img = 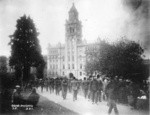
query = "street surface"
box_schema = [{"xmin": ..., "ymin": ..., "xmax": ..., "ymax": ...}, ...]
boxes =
[{"xmin": 37, "ymin": 88, "xmax": 149, "ymax": 115}]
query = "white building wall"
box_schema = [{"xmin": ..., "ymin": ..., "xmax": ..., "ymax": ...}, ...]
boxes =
[{"xmin": 47, "ymin": 4, "xmax": 96, "ymax": 79}]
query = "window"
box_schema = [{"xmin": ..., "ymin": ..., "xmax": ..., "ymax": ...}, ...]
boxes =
[
  {"xmin": 70, "ymin": 27, "xmax": 71, "ymax": 33},
  {"xmin": 80, "ymin": 72, "xmax": 82, "ymax": 76},
  {"xmin": 68, "ymin": 56, "xmax": 70, "ymax": 61},
  {"xmin": 63, "ymin": 72, "xmax": 64, "ymax": 75},
  {"xmin": 80, "ymin": 64, "xmax": 82, "ymax": 69},
  {"xmin": 68, "ymin": 64, "xmax": 70, "ymax": 69},
  {"xmin": 72, "ymin": 64, "xmax": 74, "ymax": 69},
  {"xmin": 63, "ymin": 65, "xmax": 65, "ymax": 69},
  {"xmin": 56, "ymin": 65, "xmax": 58, "ymax": 69},
  {"xmin": 70, "ymin": 27, "xmax": 74, "ymax": 33}
]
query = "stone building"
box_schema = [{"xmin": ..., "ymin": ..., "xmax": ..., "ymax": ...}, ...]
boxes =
[{"xmin": 47, "ymin": 3, "xmax": 98, "ymax": 79}]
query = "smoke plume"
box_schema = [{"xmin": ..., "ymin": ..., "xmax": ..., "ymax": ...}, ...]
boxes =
[{"xmin": 122, "ymin": 0, "xmax": 150, "ymax": 58}]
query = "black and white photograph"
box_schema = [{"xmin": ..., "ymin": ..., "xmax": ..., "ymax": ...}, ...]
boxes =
[{"xmin": 0, "ymin": 0, "xmax": 149, "ymax": 115}]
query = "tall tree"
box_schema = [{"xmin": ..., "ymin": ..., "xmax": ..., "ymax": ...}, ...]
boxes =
[
  {"xmin": 0, "ymin": 56, "xmax": 7, "ymax": 73},
  {"xmin": 113, "ymin": 39, "xmax": 144, "ymax": 81},
  {"xmin": 9, "ymin": 15, "xmax": 45, "ymax": 84},
  {"xmin": 85, "ymin": 38, "xmax": 146, "ymax": 83}
]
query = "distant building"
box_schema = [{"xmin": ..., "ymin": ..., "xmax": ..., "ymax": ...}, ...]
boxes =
[{"xmin": 47, "ymin": 3, "xmax": 99, "ymax": 79}]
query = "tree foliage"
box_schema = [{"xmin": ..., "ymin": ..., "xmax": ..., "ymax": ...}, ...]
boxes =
[
  {"xmin": 9, "ymin": 15, "xmax": 45, "ymax": 83},
  {"xmin": 85, "ymin": 38, "xmax": 146, "ymax": 83},
  {"xmin": 0, "ymin": 56, "xmax": 7, "ymax": 73},
  {"xmin": 85, "ymin": 44, "xmax": 101, "ymax": 75},
  {"xmin": 36, "ymin": 62, "xmax": 46, "ymax": 79}
]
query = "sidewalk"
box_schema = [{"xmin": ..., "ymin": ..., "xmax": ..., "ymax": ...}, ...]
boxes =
[{"xmin": 37, "ymin": 88, "xmax": 149, "ymax": 115}]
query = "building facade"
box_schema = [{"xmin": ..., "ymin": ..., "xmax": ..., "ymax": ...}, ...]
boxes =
[{"xmin": 47, "ymin": 4, "xmax": 98, "ymax": 79}]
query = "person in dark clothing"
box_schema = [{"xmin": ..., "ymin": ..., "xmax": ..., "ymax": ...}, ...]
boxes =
[
  {"xmin": 106, "ymin": 79, "xmax": 119, "ymax": 115},
  {"xmin": 82, "ymin": 77, "xmax": 89, "ymax": 99},
  {"xmin": 68, "ymin": 78, "xmax": 72, "ymax": 93},
  {"xmin": 71, "ymin": 77, "xmax": 79, "ymax": 101},
  {"xmin": 128, "ymin": 82, "xmax": 140, "ymax": 109},
  {"xmin": 51, "ymin": 78, "xmax": 55, "ymax": 93},
  {"xmin": 61, "ymin": 78, "xmax": 68, "ymax": 100},
  {"xmin": 55, "ymin": 78, "xmax": 61, "ymax": 95},
  {"xmin": 90, "ymin": 77, "xmax": 98, "ymax": 104},
  {"xmin": 96, "ymin": 77, "xmax": 103, "ymax": 103},
  {"xmin": 87, "ymin": 77, "xmax": 92, "ymax": 101}
]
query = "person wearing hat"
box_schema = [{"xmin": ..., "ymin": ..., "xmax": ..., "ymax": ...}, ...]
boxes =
[{"xmin": 12, "ymin": 85, "xmax": 23, "ymax": 104}]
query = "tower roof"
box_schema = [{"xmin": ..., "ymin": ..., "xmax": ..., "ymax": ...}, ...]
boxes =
[
  {"xmin": 69, "ymin": 3, "xmax": 78, "ymax": 14},
  {"xmin": 68, "ymin": 3, "xmax": 78, "ymax": 21}
]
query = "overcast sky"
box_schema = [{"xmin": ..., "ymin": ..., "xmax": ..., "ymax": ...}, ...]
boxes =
[{"xmin": 0, "ymin": 0, "xmax": 149, "ymax": 58}]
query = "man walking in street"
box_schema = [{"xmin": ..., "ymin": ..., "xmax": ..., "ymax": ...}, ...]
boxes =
[
  {"xmin": 87, "ymin": 77, "xmax": 92, "ymax": 101},
  {"xmin": 68, "ymin": 78, "xmax": 72, "ymax": 93},
  {"xmin": 96, "ymin": 75, "xmax": 103, "ymax": 103},
  {"xmin": 71, "ymin": 77, "xmax": 79, "ymax": 101},
  {"xmin": 82, "ymin": 77, "xmax": 89, "ymax": 99},
  {"xmin": 90, "ymin": 76, "xmax": 98, "ymax": 104},
  {"xmin": 106, "ymin": 78, "xmax": 119, "ymax": 115},
  {"xmin": 55, "ymin": 77, "xmax": 61, "ymax": 95},
  {"xmin": 61, "ymin": 77, "xmax": 68, "ymax": 100}
]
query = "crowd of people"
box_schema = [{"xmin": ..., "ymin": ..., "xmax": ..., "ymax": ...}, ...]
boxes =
[
  {"xmin": 11, "ymin": 74, "xmax": 148, "ymax": 115},
  {"xmin": 24, "ymin": 74, "xmax": 147, "ymax": 115}
]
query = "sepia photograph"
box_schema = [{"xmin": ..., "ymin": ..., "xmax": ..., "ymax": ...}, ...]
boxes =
[{"xmin": 0, "ymin": 0, "xmax": 149, "ymax": 115}]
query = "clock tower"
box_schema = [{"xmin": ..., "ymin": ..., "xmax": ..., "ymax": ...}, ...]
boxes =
[
  {"xmin": 65, "ymin": 3, "xmax": 82, "ymax": 78},
  {"xmin": 65, "ymin": 3, "xmax": 82, "ymax": 42}
]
